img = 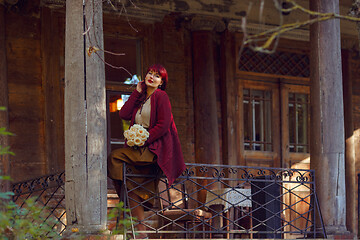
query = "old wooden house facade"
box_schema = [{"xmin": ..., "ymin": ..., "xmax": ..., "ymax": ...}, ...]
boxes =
[{"xmin": 1, "ymin": 0, "xmax": 360, "ymax": 238}]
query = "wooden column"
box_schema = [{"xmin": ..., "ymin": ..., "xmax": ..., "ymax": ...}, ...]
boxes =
[
  {"xmin": 0, "ymin": 1, "xmax": 10, "ymax": 192},
  {"xmin": 41, "ymin": 7, "xmax": 64, "ymax": 174},
  {"xmin": 65, "ymin": 0, "xmax": 107, "ymax": 233},
  {"xmin": 192, "ymin": 17, "xmax": 225, "ymax": 238},
  {"xmin": 342, "ymin": 50, "xmax": 357, "ymax": 236},
  {"xmin": 193, "ymin": 30, "xmax": 220, "ymax": 166},
  {"xmin": 310, "ymin": 0, "xmax": 347, "ymax": 235},
  {"xmin": 220, "ymin": 30, "xmax": 238, "ymax": 167}
]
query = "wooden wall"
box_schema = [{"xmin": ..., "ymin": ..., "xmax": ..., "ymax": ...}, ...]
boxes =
[
  {"xmin": 0, "ymin": 3, "xmax": 10, "ymax": 191},
  {"xmin": 4, "ymin": 1, "xmax": 360, "ymax": 185},
  {"xmin": 5, "ymin": 3, "xmax": 66, "ymax": 182},
  {"xmin": 156, "ymin": 14, "xmax": 195, "ymax": 164},
  {"xmin": 102, "ymin": 13, "xmax": 195, "ymax": 164},
  {"xmin": 41, "ymin": 8, "xmax": 65, "ymax": 176},
  {"xmin": 6, "ymin": 2, "xmax": 47, "ymax": 181},
  {"xmin": 4, "ymin": 4, "xmax": 197, "ymax": 182}
]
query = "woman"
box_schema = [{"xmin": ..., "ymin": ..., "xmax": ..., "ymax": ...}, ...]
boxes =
[{"xmin": 108, "ymin": 64, "xmax": 186, "ymax": 238}]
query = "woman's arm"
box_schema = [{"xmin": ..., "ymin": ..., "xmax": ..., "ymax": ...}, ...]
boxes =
[
  {"xmin": 119, "ymin": 90, "xmax": 142, "ymax": 120},
  {"xmin": 146, "ymin": 92, "xmax": 172, "ymax": 144}
]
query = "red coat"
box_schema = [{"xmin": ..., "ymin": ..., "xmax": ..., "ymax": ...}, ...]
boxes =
[{"xmin": 119, "ymin": 89, "xmax": 186, "ymax": 185}]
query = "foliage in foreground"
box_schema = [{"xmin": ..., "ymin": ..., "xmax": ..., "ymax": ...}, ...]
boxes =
[
  {"xmin": 0, "ymin": 177, "xmax": 60, "ymax": 240},
  {"xmin": 0, "ymin": 106, "xmax": 133, "ymax": 239},
  {"xmin": 0, "ymin": 107, "xmax": 58, "ymax": 239},
  {"xmin": 107, "ymin": 201, "xmax": 135, "ymax": 238}
]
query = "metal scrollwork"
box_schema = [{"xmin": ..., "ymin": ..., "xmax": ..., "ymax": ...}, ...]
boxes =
[
  {"xmin": 275, "ymin": 170, "xmax": 294, "ymax": 180},
  {"xmin": 213, "ymin": 169, "xmax": 225, "ymax": 179},
  {"xmin": 228, "ymin": 167, "xmax": 238, "ymax": 175},
  {"xmin": 121, "ymin": 162, "xmax": 321, "ymax": 238},
  {"xmin": 241, "ymin": 170, "xmax": 254, "ymax": 180},
  {"xmin": 257, "ymin": 169, "xmax": 267, "ymax": 177},
  {"xmin": 199, "ymin": 166, "xmax": 208, "ymax": 173},
  {"xmin": 182, "ymin": 167, "xmax": 195, "ymax": 177},
  {"xmin": 296, "ymin": 173, "xmax": 309, "ymax": 183},
  {"xmin": 11, "ymin": 171, "xmax": 66, "ymax": 235},
  {"xmin": 212, "ymin": 168, "xmax": 220, "ymax": 178}
]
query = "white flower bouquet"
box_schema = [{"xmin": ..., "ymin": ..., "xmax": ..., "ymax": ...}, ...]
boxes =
[{"xmin": 124, "ymin": 124, "xmax": 149, "ymax": 147}]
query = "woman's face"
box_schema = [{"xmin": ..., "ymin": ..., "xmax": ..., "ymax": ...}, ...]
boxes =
[{"xmin": 145, "ymin": 70, "xmax": 163, "ymax": 89}]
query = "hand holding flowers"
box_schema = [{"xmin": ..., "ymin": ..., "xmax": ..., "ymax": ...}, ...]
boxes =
[{"xmin": 124, "ymin": 124, "xmax": 149, "ymax": 147}]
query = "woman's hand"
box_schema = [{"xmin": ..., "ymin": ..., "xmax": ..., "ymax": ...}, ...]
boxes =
[{"xmin": 136, "ymin": 81, "xmax": 143, "ymax": 93}]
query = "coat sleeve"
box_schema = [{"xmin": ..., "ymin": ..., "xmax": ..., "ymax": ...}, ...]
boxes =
[
  {"xmin": 146, "ymin": 92, "xmax": 172, "ymax": 145},
  {"xmin": 119, "ymin": 90, "xmax": 142, "ymax": 120}
]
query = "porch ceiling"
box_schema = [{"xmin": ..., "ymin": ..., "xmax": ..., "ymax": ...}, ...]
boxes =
[{"xmin": 41, "ymin": 0, "xmax": 357, "ymax": 40}]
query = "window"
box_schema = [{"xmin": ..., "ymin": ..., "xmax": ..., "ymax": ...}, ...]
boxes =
[
  {"xmin": 236, "ymin": 34, "xmax": 311, "ymax": 168},
  {"xmin": 105, "ymin": 37, "xmax": 141, "ymax": 83},
  {"xmin": 107, "ymin": 92, "xmax": 132, "ymax": 151},
  {"xmin": 288, "ymin": 93, "xmax": 309, "ymax": 153},
  {"xmin": 243, "ymin": 88, "xmax": 272, "ymax": 151},
  {"xmin": 105, "ymin": 37, "xmax": 142, "ymax": 152}
]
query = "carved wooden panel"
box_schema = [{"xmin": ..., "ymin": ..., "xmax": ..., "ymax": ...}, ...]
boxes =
[{"xmin": 238, "ymin": 48, "xmax": 310, "ymax": 78}]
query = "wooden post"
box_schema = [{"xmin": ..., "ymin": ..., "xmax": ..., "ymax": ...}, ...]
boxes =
[
  {"xmin": 191, "ymin": 16, "xmax": 225, "ymax": 238},
  {"xmin": 65, "ymin": 0, "xmax": 107, "ymax": 234},
  {"xmin": 220, "ymin": 30, "xmax": 239, "ymax": 167},
  {"xmin": 84, "ymin": 0, "xmax": 107, "ymax": 230},
  {"xmin": 0, "ymin": 0, "xmax": 10, "ymax": 192},
  {"xmin": 191, "ymin": 16, "xmax": 225, "ymax": 168},
  {"xmin": 193, "ymin": 30, "xmax": 220, "ymax": 166},
  {"xmin": 342, "ymin": 50, "xmax": 357, "ymax": 236},
  {"xmin": 310, "ymin": 0, "xmax": 347, "ymax": 235}
]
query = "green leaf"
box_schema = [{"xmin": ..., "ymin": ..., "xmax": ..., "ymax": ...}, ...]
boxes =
[
  {"xmin": 107, "ymin": 201, "xmax": 135, "ymax": 236},
  {"xmin": 0, "ymin": 175, "xmax": 12, "ymax": 180},
  {"xmin": 0, "ymin": 106, "xmax": 6, "ymax": 111},
  {"xmin": 0, "ymin": 128, "xmax": 14, "ymax": 136},
  {"xmin": 0, "ymin": 146, "xmax": 15, "ymax": 156},
  {"xmin": 0, "ymin": 192, "xmax": 14, "ymax": 200}
]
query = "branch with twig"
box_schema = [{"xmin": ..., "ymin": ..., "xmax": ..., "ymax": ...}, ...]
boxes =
[
  {"xmin": 82, "ymin": 0, "xmax": 139, "ymax": 87},
  {"xmin": 349, "ymin": 0, "xmax": 360, "ymax": 51},
  {"xmin": 242, "ymin": 0, "xmax": 360, "ymax": 53}
]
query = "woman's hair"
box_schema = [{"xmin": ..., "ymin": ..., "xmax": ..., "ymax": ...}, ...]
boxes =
[{"xmin": 146, "ymin": 64, "xmax": 168, "ymax": 90}]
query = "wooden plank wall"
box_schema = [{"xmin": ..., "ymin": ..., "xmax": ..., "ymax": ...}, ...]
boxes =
[
  {"xmin": 6, "ymin": 2, "xmax": 46, "ymax": 181},
  {"xmin": 0, "ymin": 2, "xmax": 10, "ymax": 191},
  {"xmin": 79, "ymin": 13, "xmax": 196, "ymax": 164},
  {"xmin": 153, "ymin": 14, "xmax": 195, "ymax": 164},
  {"xmin": 10, "ymin": 3, "xmax": 360, "ymax": 183},
  {"xmin": 41, "ymin": 7, "xmax": 65, "ymax": 174},
  {"xmin": 70, "ymin": 13, "xmax": 196, "ymax": 169},
  {"xmin": 4, "ymin": 5, "xmax": 197, "ymax": 181}
]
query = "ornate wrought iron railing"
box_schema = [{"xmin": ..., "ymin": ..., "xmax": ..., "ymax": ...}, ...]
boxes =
[
  {"xmin": 122, "ymin": 163, "xmax": 326, "ymax": 239},
  {"xmin": 9, "ymin": 163, "xmax": 326, "ymax": 239},
  {"xmin": 12, "ymin": 171, "xmax": 66, "ymax": 236}
]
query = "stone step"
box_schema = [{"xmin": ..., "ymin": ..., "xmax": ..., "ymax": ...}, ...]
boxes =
[{"xmin": 107, "ymin": 189, "xmax": 120, "ymax": 209}]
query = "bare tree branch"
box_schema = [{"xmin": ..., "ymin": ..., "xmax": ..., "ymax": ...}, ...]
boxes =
[{"xmin": 243, "ymin": 0, "xmax": 360, "ymax": 53}]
